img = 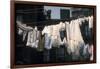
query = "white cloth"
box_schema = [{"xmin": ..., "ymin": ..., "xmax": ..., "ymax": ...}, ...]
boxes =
[
  {"xmin": 82, "ymin": 44, "xmax": 93, "ymax": 60},
  {"xmin": 31, "ymin": 40, "xmax": 39, "ymax": 48},
  {"xmin": 52, "ymin": 24, "xmax": 59, "ymax": 37},
  {"xmin": 89, "ymin": 16, "xmax": 93, "ymax": 29},
  {"xmin": 74, "ymin": 19, "xmax": 84, "ymax": 42},
  {"xmin": 51, "ymin": 24, "xmax": 61, "ymax": 47},
  {"xmin": 17, "ymin": 27, "xmax": 27, "ymax": 41},
  {"xmin": 26, "ymin": 27, "xmax": 39, "ymax": 48},
  {"xmin": 59, "ymin": 22, "xmax": 65, "ymax": 31},
  {"xmin": 59, "ymin": 37, "xmax": 67, "ymax": 46},
  {"xmin": 42, "ymin": 26, "xmax": 53, "ymax": 36},
  {"xmin": 44, "ymin": 33, "xmax": 52, "ymax": 49},
  {"xmin": 42, "ymin": 26, "xmax": 47, "ymax": 35},
  {"xmin": 17, "ymin": 21, "xmax": 33, "ymax": 42},
  {"xmin": 65, "ymin": 19, "xmax": 84, "ymax": 55},
  {"xmin": 26, "ymin": 31, "xmax": 33, "ymax": 46},
  {"xmin": 42, "ymin": 26, "xmax": 53, "ymax": 49},
  {"xmin": 18, "ymin": 28, "xmax": 23, "ymax": 35},
  {"xmin": 23, "ymin": 31, "xmax": 27, "ymax": 41},
  {"xmin": 88, "ymin": 44, "xmax": 93, "ymax": 61},
  {"xmin": 59, "ymin": 22, "xmax": 67, "ymax": 46}
]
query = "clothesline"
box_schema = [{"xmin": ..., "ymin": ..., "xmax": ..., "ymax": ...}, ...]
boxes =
[
  {"xmin": 16, "ymin": 15, "xmax": 93, "ymax": 25},
  {"xmin": 16, "ymin": 15, "xmax": 93, "ymax": 61}
]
